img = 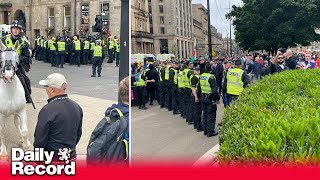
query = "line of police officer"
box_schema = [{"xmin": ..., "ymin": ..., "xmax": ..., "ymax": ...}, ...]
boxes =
[{"xmin": 135, "ymin": 58, "xmax": 250, "ymax": 137}]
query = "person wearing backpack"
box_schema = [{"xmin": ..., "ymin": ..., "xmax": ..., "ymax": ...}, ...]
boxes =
[{"xmin": 87, "ymin": 77, "xmax": 129, "ymax": 166}]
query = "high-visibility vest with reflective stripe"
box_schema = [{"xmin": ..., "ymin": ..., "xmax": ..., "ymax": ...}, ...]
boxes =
[
  {"xmin": 114, "ymin": 38, "xmax": 118, "ymax": 44},
  {"xmin": 48, "ymin": 40, "xmax": 56, "ymax": 51},
  {"xmin": 178, "ymin": 71, "xmax": 185, "ymax": 88},
  {"xmin": 84, "ymin": 40, "xmax": 90, "ymax": 50},
  {"xmin": 57, "ymin": 41, "xmax": 65, "ymax": 51},
  {"xmin": 93, "ymin": 45, "xmax": 103, "ymax": 57},
  {"xmin": 199, "ymin": 73, "xmax": 215, "ymax": 94},
  {"xmin": 90, "ymin": 42, "xmax": 95, "ymax": 50},
  {"xmin": 164, "ymin": 66, "xmax": 171, "ymax": 80},
  {"xmin": 109, "ymin": 40, "xmax": 115, "ymax": 49},
  {"xmin": 183, "ymin": 69, "xmax": 191, "ymax": 88},
  {"xmin": 36, "ymin": 38, "xmax": 40, "ymax": 46},
  {"xmin": 173, "ymin": 69, "xmax": 178, "ymax": 85},
  {"xmin": 226, "ymin": 68, "xmax": 244, "ymax": 96},
  {"xmin": 5, "ymin": 35, "xmax": 25, "ymax": 55},
  {"xmin": 190, "ymin": 74, "xmax": 200, "ymax": 90},
  {"xmin": 74, "ymin": 40, "xmax": 81, "ymax": 51},
  {"xmin": 40, "ymin": 39, "xmax": 44, "ymax": 47},
  {"xmin": 158, "ymin": 68, "xmax": 163, "ymax": 82},
  {"xmin": 116, "ymin": 43, "xmax": 120, "ymax": 52},
  {"xmin": 135, "ymin": 74, "xmax": 146, "ymax": 86}
]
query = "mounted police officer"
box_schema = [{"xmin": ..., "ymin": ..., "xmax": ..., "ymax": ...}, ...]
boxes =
[{"xmin": 1, "ymin": 20, "xmax": 32, "ymax": 103}]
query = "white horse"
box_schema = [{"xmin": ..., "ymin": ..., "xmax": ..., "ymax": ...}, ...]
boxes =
[{"xmin": 0, "ymin": 40, "xmax": 31, "ymax": 158}]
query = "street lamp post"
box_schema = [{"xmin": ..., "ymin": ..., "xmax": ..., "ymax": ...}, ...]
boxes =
[
  {"xmin": 119, "ymin": 0, "xmax": 129, "ymax": 83},
  {"xmin": 207, "ymin": 0, "xmax": 212, "ymax": 61},
  {"xmin": 74, "ymin": 0, "xmax": 77, "ymax": 35}
]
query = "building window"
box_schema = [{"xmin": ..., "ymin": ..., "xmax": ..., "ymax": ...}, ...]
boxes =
[
  {"xmin": 48, "ymin": 8, "xmax": 55, "ymax": 28},
  {"xmin": 64, "ymin": 6, "xmax": 71, "ymax": 29},
  {"xmin": 159, "ymin": 0, "xmax": 163, "ymax": 3},
  {"xmin": 139, "ymin": 19, "xmax": 143, "ymax": 31},
  {"xmin": 81, "ymin": 5, "xmax": 89, "ymax": 25},
  {"xmin": 150, "ymin": 26, "xmax": 153, "ymax": 34},
  {"xmin": 160, "ymin": 27, "xmax": 165, "ymax": 34},
  {"xmin": 160, "ymin": 16, "xmax": 164, "ymax": 25},
  {"xmin": 159, "ymin": 5, "xmax": 164, "ymax": 13},
  {"xmin": 160, "ymin": 39, "xmax": 168, "ymax": 54},
  {"xmin": 138, "ymin": 0, "xmax": 141, "ymax": 9}
]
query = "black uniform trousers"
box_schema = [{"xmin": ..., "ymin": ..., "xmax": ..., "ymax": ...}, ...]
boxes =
[
  {"xmin": 178, "ymin": 88, "xmax": 185, "ymax": 116},
  {"xmin": 82, "ymin": 50, "xmax": 89, "ymax": 65},
  {"xmin": 57, "ymin": 52, "xmax": 65, "ymax": 68},
  {"xmin": 49, "ymin": 51, "xmax": 56, "ymax": 66},
  {"xmin": 184, "ymin": 89, "xmax": 191, "ymax": 118},
  {"xmin": 116, "ymin": 52, "xmax": 120, "ymax": 66},
  {"xmin": 73, "ymin": 50, "xmax": 80, "ymax": 66},
  {"xmin": 89, "ymin": 50, "xmax": 93, "ymax": 64},
  {"xmin": 147, "ymin": 83, "xmax": 156, "ymax": 103},
  {"xmin": 217, "ymin": 79, "xmax": 223, "ymax": 95},
  {"xmin": 157, "ymin": 81, "xmax": 164, "ymax": 105},
  {"xmin": 189, "ymin": 94, "xmax": 202, "ymax": 130},
  {"xmin": 136, "ymin": 86, "xmax": 146, "ymax": 107},
  {"xmin": 92, "ymin": 57, "xmax": 103, "ymax": 76},
  {"xmin": 172, "ymin": 85, "xmax": 179, "ymax": 112},
  {"xmin": 165, "ymin": 81, "xmax": 172, "ymax": 110},
  {"xmin": 201, "ymin": 95, "xmax": 217, "ymax": 135},
  {"xmin": 108, "ymin": 49, "xmax": 114, "ymax": 63}
]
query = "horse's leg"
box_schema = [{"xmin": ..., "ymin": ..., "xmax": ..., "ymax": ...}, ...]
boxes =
[
  {"xmin": 17, "ymin": 108, "xmax": 31, "ymax": 150},
  {"xmin": 14, "ymin": 114, "xmax": 24, "ymax": 145},
  {"xmin": 0, "ymin": 115, "xmax": 8, "ymax": 156}
]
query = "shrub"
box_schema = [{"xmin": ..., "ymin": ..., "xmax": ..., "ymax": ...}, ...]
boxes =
[{"xmin": 218, "ymin": 69, "xmax": 320, "ymax": 166}]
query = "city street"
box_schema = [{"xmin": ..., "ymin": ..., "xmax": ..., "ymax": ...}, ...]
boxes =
[
  {"xmin": 131, "ymin": 102, "xmax": 224, "ymax": 165},
  {"xmin": 1, "ymin": 59, "xmax": 119, "ymax": 158}
]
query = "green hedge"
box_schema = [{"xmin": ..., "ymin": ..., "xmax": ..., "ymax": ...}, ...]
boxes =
[{"xmin": 218, "ymin": 69, "xmax": 320, "ymax": 165}]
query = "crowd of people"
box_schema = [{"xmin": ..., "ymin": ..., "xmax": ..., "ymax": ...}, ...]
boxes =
[
  {"xmin": 32, "ymin": 34, "xmax": 120, "ymax": 77},
  {"xmin": 132, "ymin": 48, "xmax": 320, "ymax": 137}
]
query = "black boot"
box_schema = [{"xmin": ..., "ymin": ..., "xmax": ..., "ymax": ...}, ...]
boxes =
[
  {"xmin": 91, "ymin": 75, "xmax": 96, "ymax": 77},
  {"xmin": 207, "ymin": 131, "xmax": 218, "ymax": 137}
]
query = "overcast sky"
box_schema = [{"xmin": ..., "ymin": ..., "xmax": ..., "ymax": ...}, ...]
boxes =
[{"xmin": 192, "ymin": 0, "xmax": 242, "ymax": 39}]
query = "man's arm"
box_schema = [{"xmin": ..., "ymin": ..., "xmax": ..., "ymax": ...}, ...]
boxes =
[
  {"xmin": 191, "ymin": 76, "xmax": 199, "ymax": 102},
  {"xmin": 76, "ymin": 107, "xmax": 83, "ymax": 144},
  {"xmin": 209, "ymin": 76, "xmax": 220, "ymax": 101},
  {"xmin": 242, "ymin": 72, "xmax": 250, "ymax": 88},
  {"xmin": 34, "ymin": 108, "xmax": 51, "ymax": 148}
]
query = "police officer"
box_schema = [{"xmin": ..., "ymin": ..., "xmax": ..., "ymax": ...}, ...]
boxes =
[
  {"xmin": 183, "ymin": 62, "xmax": 193, "ymax": 122},
  {"xmin": 113, "ymin": 36, "xmax": 118, "ymax": 64},
  {"xmin": 135, "ymin": 68, "xmax": 148, "ymax": 110},
  {"xmin": 1, "ymin": 20, "xmax": 32, "ymax": 103},
  {"xmin": 91, "ymin": 41, "xmax": 105, "ymax": 77},
  {"xmin": 189, "ymin": 66, "xmax": 202, "ymax": 131},
  {"xmin": 66, "ymin": 36, "xmax": 73, "ymax": 64},
  {"xmin": 170, "ymin": 61, "xmax": 180, "ymax": 114},
  {"xmin": 164, "ymin": 61, "xmax": 173, "ymax": 111},
  {"xmin": 48, "ymin": 37, "xmax": 57, "ymax": 67},
  {"xmin": 199, "ymin": 63, "xmax": 220, "ymax": 137},
  {"xmin": 73, "ymin": 36, "xmax": 81, "ymax": 67},
  {"xmin": 145, "ymin": 64, "xmax": 159, "ymax": 105},
  {"xmin": 177, "ymin": 63, "xmax": 186, "ymax": 117},
  {"xmin": 108, "ymin": 36, "xmax": 115, "ymax": 63},
  {"xmin": 82, "ymin": 37, "xmax": 90, "ymax": 65},
  {"xmin": 34, "ymin": 36, "xmax": 41, "ymax": 60},
  {"xmin": 56, "ymin": 37, "xmax": 67, "ymax": 68},
  {"xmin": 222, "ymin": 59, "xmax": 249, "ymax": 105},
  {"xmin": 40, "ymin": 36, "xmax": 46, "ymax": 62},
  {"xmin": 158, "ymin": 61, "xmax": 166, "ymax": 108},
  {"xmin": 115, "ymin": 40, "xmax": 120, "ymax": 67},
  {"xmin": 89, "ymin": 38, "xmax": 95, "ymax": 64}
]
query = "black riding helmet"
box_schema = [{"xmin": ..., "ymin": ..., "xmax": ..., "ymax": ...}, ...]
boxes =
[{"xmin": 11, "ymin": 20, "xmax": 23, "ymax": 30}]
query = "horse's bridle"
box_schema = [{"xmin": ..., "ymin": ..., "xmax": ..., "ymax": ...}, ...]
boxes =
[{"xmin": 0, "ymin": 60, "xmax": 17, "ymax": 83}]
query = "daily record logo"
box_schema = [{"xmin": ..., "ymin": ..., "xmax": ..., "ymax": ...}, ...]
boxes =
[{"xmin": 11, "ymin": 148, "xmax": 75, "ymax": 175}]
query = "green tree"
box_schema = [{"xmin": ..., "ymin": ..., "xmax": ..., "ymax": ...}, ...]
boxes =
[{"xmin": 229, "ymin": 0, "xmax": 320, "ymax": 52}]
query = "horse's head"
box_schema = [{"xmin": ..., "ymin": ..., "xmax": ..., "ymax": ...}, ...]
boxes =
[{"xmin": 0, "ymin": 40, "xmax": 19, "ymax": 83}]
